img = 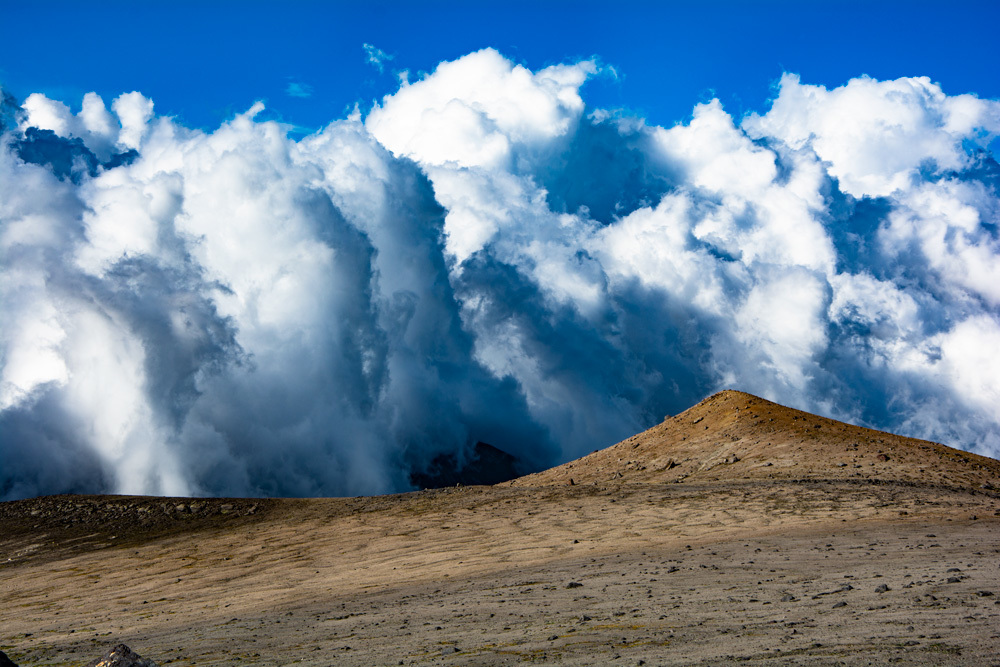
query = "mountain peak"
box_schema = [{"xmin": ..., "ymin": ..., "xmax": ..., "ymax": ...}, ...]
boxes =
[{"xmin": 513, "ymin": 390, "xmax": 1000, "ymax": 489}]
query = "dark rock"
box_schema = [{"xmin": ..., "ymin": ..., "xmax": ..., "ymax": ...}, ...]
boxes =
[
  {"xmin": 566, "ymin": 581, "xmax": 583, "ymax": 589},
  {"xmin": 410, "ymin": 442, "xmax": 521, "ymax": 489},
  {"xmin": 947, "ymin": 577, "xmax": 961, "ymax": 584},
  {"xmin": 875, "ymin": 584, "xmax": 890, "ymax": 593},
  {"xmin": 976, "ymin": 591, "xmax": 994, "ymax": 597},
  {"xmin": 85, "ymin": 644, "xmax": 158, "ymax": 667},
  {"xmin": 832, "ymin": 601, "xmax": 847, "ymax": 608},
  {"xmin": 0, "ymin": 650, "xmax": 19, "ymax": 667},
  {"xmin": 781, "ymin": 594, "xmax": 796, "ymax": 602}
]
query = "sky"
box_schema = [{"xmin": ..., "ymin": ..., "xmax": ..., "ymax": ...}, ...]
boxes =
[
  {"xmin": 2, "ymin": 1, "xmax": 1000, "ymax": 500},
  {"xmin": 3, "ymin": 1, "xmax": 999, "ymax": 133}
]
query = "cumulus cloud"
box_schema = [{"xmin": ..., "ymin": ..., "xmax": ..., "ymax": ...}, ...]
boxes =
[{"xmin": 2, "ymin": 50, "xmax": 1000, "ymax": 500}]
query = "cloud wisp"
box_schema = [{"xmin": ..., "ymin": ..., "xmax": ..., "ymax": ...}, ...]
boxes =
[
  {"xmin": 285, "ymin": 81, "xmax": 314, "ymax": 99},
  {"xmin": 363, "ymin": 43, "xmax": 394, "ymax": 73},
  {"xmin": 2, "ymin": 49, "xmax": 999, "ymax": 500}
]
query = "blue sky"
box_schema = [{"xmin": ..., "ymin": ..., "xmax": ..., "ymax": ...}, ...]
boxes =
[{"xmin": 3, "ymin": 0, "xmax": 999, "ymax": 133}]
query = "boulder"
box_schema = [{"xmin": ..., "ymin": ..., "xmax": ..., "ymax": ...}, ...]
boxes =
[{"xmin": 85, "ymin": 644, "xmax": 158, "ymax": 667}]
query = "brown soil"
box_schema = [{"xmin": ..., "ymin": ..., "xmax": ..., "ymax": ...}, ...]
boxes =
[{"xmin": 2, "ymin": 391, "xmax": 999, "ymax": 666}]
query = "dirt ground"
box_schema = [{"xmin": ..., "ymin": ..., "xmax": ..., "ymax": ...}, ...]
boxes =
[
  {"xmin": 2, "ymin": 391, "xmax": 1000, "ymax": 666},
  {"xmin": 2, "ymin": 480, "xmax": 999, "ymax": 666}
]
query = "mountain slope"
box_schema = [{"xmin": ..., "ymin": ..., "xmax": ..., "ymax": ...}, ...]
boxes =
[{"xmin": 514, "ymin": 390, "xmax": 1000, "ymax": 489}]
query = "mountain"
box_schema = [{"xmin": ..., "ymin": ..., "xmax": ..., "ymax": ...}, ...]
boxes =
[
  {"xmin": 409, "ymin": 441, "xmax": 521, "ymax": 489},
  {"xmin": 515, "ymin": 390, "xmax": 1000, "ymax": 489}
]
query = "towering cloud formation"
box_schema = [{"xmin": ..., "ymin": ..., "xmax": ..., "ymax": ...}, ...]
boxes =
[{"xmin": 2, "ymin": 49, "xmax": 999, "ymax": 500}]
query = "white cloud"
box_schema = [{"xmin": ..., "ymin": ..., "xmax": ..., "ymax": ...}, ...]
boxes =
[
  {"xmin": 3, "ymin": 50, "xmax": 1000, "ymax": 500},
  {"xmin": 881, "ymin": 179, "xmax": 1000, "ymax": 306},
  {"xmin": 111, "ymin": 91, "xmax": 154, "ymax": 150},
  {"xmin": 744, "ymin": 73, "xmax": 1000, "ymax": 197},
  {"xmin": 363, "ymin": 43, "xmax": 394, "ymax": 73},
  {"xmin": 935, "ymin": 315, "xmax": 1000, "ymax": 413},
  {"xmin": 22, "ymin": 93, "xmax": 74, "ymax": 136},
  {"xmin": 366, "ymin": 48, "xmax": 595, "ymax": 169}
]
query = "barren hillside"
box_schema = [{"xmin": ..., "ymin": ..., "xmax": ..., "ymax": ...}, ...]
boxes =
[
  {"xmin": 515, "ymin": 390, "xmax": 1000, "ymax": 489},
  {"xmin": 2, "ymin": 390, "xmax": 999, "ymax": 666}
]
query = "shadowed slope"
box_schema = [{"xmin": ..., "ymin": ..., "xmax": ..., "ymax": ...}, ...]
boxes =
[{"xmin": 513, "ymin": 390, "xmax": 1000, "ymax": 489}]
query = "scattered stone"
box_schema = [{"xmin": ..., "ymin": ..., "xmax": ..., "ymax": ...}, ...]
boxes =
[
  {"xmin": 85, "ymin": 644, "xmax": 158, "ymax": 667},
  {"xmin": 875, "ymin": 584, "xmax": 890, "ymax": 593},
  {"xmin": 976, "ymin": 591, "xmax": 994, "ymax": 597},
  {"xmin": 440, "ymin": 646, "xmax": 458, "ymax": 655},
  {"xmin": 581, "ymin": 615, "xmax": 591, "ymax": 622},
  {"xmin": 812, "ymin": 583, "xmax": 852, "ymax": 599},
  {"xmin": 946, "ymin": 568, "xmax": 962, "ymax": 573},
  {"xmin": 832, "ymin": 601, "xmax": 847, "ymax": 608},
  {"xmin": 781, "ymin": 594, "xmax": 796, "ymax": 602},
  {"xmin": 877, "ymin": 454, "xmax": 890, "ymax": 462},
  {"xmin": 0, "ymin": 650, "xmax": 19, "ymax": 667},
  {"xmin": 947, "ymin": 577, "xmax": 961, "ymax": 584},
  {"xmin": 548, "ymin": 635, "xmax": 559, "ymax": 641},
  {"xmin": 566, "ymin": 581, "xmax": 583, "ymax": 589}
]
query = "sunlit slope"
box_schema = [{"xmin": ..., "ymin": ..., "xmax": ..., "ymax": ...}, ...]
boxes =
[{"xmin": 513, "ymin": 390, "xmax": 1000, "ymax": 489}]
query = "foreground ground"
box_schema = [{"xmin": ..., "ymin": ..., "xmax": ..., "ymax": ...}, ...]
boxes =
[
  {"xmin": 2, "ymin": 482, "xmax": 999, "ymax": 666},
  {"xmin": 2, "ymin": 392, "xmax": 1000, "ymax": 665}
]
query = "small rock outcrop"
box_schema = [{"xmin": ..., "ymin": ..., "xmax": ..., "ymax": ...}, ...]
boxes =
[
  {"xmin": 85, "ymin": 644, "xmax": 158, "ymax": 667},
  {"xmin": 410, "ymin": 442, "xmax": 521, "ymax": 489}
]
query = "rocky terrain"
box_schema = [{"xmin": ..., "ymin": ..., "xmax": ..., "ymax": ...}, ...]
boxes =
[{"xmin": 2, "ymin": 390, "xmax": 999, "ymax": 665}]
